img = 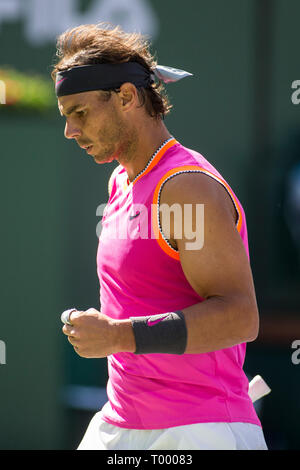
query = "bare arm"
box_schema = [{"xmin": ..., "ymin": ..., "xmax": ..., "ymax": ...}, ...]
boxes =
[
  {"xmin": 159, "ymin": 172, "xmax": 259, "ymax": 353},
  {"xmin": 63, "ymin": 173, "xmax": 259, "ymax": 357}
]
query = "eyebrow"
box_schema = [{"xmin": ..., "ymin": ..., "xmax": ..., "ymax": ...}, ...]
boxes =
[{"xmin": 60, "ymin": 104, "xmax": 84, "ymax": 117}]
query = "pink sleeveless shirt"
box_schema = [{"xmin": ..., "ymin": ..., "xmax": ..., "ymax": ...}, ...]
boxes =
[{"xmin": 97, "ymin": 138, "xmax": 261, "ymax": 429}]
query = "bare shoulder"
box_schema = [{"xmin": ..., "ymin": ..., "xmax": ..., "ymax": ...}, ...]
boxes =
[
  {"xmin": 158, "ymin": 171, "xmax": 254, "ymax": 302},
  {"xmin": 159, "ymin": 171, "xmax": 237, "ymax": 225}
]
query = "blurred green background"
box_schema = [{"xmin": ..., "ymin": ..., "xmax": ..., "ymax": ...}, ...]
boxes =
[{"xmin": 0, "ymin": 0, "xmax": 299, "ymax": 450}]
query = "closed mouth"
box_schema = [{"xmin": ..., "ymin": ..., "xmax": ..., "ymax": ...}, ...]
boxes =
[
  {"xmin": 80, "ymin": 145, "xmax": 93, "ymax": 154},
  {"xmin": 78, "ymin": 142, "xmax": 92, "ymax": 149}
]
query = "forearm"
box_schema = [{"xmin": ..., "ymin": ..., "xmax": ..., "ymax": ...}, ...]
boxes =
[
  {"xmin": 182, "ymin": 295, "xmax": 259, "ymax": 354},
  {"xmin": 115, "ymin": 295, "xmax": 259, "ymax": 355}
]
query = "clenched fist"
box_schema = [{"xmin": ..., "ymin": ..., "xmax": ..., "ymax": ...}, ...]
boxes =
[{"xmin": 61, "ymin": 308, "xmax": 135, "ymax": 358}]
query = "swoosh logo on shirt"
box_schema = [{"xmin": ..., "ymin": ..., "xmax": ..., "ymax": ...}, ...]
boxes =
[
  {"xmin": 147, "ymin": 314, "xmax": 169, "ymax": 326},
  {"xmin": 129, "ymin": 211, "xmax": 141, "ymax": 220}
]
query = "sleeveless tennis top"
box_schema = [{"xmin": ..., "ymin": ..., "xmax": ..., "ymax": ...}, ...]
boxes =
[{"xmin": 97, "ymin": 138, "xmax": 261, "ymax": 429}]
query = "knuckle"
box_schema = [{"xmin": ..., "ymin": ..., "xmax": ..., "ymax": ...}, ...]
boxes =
[
  {"xmin": 69, "ymin": 312, "xmax": 79, "ymax": 323},
  {"xmin": 68, "ymin": 335, "xmax": 76, "ymax": 345},
  {"xmin": 86, "ymin": 308, "xmax": 98, "ymax": 316}
]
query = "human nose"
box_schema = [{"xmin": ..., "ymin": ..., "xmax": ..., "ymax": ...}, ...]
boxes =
[{"xmin": 64, "ymin": 120, "xmax": 81, "ymax": 139}]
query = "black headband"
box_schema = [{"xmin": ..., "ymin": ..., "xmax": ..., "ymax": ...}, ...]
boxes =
[
  {"xmin": 55, "ymin": 62, "xmax": 154, "ymax": 97},
  {"xmin": 55, "ymin": 62, "xmax": 193, "ymax": 97}
]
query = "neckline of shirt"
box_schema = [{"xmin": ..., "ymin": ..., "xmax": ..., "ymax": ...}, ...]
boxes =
[{"xmin": 126, "ymin": 137, "xmax": 177, "ymax": 186}]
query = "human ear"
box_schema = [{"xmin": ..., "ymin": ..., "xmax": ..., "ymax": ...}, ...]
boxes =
[{"xmin": 118, "ymin": 83, "xmax": 137, "ymax": 110}]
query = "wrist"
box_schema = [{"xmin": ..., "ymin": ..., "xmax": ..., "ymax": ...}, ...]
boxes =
[
  {"xmin": 130, "ymin": 311, "xmax": 187, "ymax": 355},
  {"xmin": 110, "ymin": 318, "xmax": 136, "ymax": 354}
]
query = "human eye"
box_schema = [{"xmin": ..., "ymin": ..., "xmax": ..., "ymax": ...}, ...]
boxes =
[{"xmin": 76, "ymin": 110, "xmax": 86, "ymax": 118}]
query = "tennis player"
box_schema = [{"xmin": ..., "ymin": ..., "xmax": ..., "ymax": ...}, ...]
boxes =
[{"xmin": 53, "ymin": 23, "xmax": 268, "ymax": 450}]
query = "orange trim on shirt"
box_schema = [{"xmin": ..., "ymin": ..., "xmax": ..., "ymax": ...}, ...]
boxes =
[
  {"xmin": 152, "ymin": 200, "xmax": 180, "ymax": 261},
  {"xmin": 132, "ymin": 138, "xmax": 178, "ymax": 186},
  {"xmin": 152, "ymin": 165, "xmax": 243, "ymax": 260}
]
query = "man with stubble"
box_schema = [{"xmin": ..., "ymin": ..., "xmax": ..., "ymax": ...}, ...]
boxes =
[{"xmin": 53, "ymin": 23, "xmax": 268, "ymax": 450}]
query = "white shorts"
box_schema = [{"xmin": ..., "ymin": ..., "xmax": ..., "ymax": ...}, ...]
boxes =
[{"xmin": 77, "ymin": 411, "xmax": 268, "ymax": 450}]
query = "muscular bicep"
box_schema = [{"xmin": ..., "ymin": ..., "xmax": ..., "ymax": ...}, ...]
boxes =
[
  {"xmin": 160, "ymin": 173, "xmax": 256, "ymax": 302},
  {"xmin": 179, "ymin": 203, "xmax": 254, "ymax": 301}
]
